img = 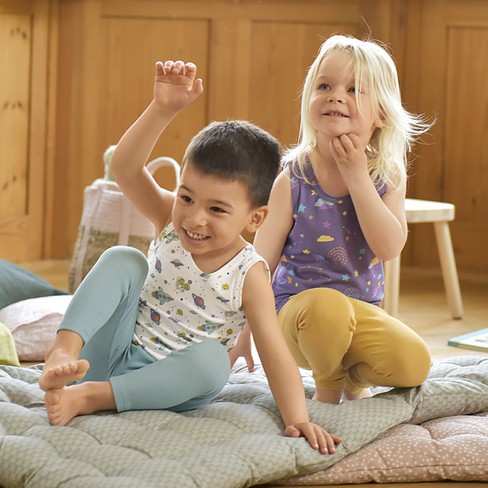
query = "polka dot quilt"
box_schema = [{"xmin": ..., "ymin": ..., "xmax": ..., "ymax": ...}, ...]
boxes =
[
  {"xmin": 281, "ymin": 411, "xmax": 488, "ymax": 485},
  {"xmin": 0, "ymin": 355, "xmax": 487, "ymax": 488}
]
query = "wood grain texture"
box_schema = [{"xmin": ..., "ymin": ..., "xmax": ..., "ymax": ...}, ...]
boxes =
[
  {"xmin": 1, "ymin": 0, "xmax": 488, "ymax": 281},
  {"xmin": 0, "ymin": 0, "xmax": 50, "ymax": 261}
]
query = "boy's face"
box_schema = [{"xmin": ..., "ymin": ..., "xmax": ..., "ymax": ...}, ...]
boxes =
[
  {"xmin": 172, "ymin": 161, "xmax": 261, "ymax": 263},
  {"xmin": 308, "ymin": 51, "xmax": 382, "ymax": 147}
]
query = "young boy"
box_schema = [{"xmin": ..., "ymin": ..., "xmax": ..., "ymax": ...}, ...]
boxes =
[{"xmin": 39, "ymin": 59, "xmax": 341, "ymax": 454}]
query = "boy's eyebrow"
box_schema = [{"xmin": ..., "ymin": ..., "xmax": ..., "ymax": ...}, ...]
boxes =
[{"xmin": 179, "ymin": 184, "xmax": 235, "ymax": 209}]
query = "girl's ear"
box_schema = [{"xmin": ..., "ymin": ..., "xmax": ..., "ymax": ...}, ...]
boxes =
[
  {"xmin": 374, "ymin": 109, "xmax": 387, "ymax": 129},
  {"xmin": 245, "ymin": 206, "xmax": 269, "ymax": 233}
]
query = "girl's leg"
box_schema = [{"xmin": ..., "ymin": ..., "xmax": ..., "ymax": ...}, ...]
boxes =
[
  {"xmin": 343, "ymin": 300, "xmax": 432, "ymax": 393},
  {"xmin": 278, "ymin": 288, "xmax": 356, "ymax": 403},
  {"xmin": 39, "ymin": 246, "xmax": 148, "ymax": 391},
  {"xmin": 278, "ymin": 288, "xmax": 432, "ymax": 403},
  {"xmin": 111, "ymin": 340, "xmax": 230, "ymax": 412}
]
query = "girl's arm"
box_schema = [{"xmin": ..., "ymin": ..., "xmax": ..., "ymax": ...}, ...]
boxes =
[
  {"xmin": 242, "ymin": 262, "xmax": 342, "ymax": 454},
  {"xmin": 350, "ymin": 179, "xmax": 407, "ymax": 261},
  {"xmin": 252, "ymin": 169, "xmax": 294, "ymax": 274},
  {"xmin": 111, "ymin": 60, "xmax": 203, "ymax": 234},
  {"xmin": 331, "ymin": 134, "xmax": 408, "ymax": 261}
]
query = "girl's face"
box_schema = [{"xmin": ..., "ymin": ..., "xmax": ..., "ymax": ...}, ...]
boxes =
[{"xmin": 308, "ymin": 51, "xmax": 382, "ymax": 146}]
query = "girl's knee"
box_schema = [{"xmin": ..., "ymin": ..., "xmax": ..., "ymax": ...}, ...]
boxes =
[
  {"xmin": 403, "ymin": 343, "xmax": 432, "ymax": 385},
  {"xmin": 376, "ymin": 341, "xmax": 432, "ymax": 387}
]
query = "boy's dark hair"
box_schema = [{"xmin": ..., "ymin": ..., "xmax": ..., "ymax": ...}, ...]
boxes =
[{"xmin": 182, "ymin": 120, "xmax": 282, "ymax": 208}]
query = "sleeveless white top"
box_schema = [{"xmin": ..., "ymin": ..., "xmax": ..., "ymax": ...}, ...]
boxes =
[{"xmin": 134, "ymin": 223, "xmax": 268, "ymax": 360}]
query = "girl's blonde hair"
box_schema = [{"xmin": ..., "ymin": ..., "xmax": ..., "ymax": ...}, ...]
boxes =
[{"xmin": 286, "ymin": 34, "xmax": 432, "ymax": 189}]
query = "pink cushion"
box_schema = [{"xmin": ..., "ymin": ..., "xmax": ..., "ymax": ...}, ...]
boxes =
[
  {"xmin": 283, "ymin": 411, "xmax": 488, "ymax": 485},
  {"xmin": 0, "ymin": 296, "xmax": 72, "ymax": 361}
]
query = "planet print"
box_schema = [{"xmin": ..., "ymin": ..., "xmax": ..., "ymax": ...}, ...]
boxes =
[{"xmin": 327, "ymin": 246, "xmax": 348, "ymax": 266}]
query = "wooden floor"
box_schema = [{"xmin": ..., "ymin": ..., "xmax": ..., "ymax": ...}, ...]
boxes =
[{"xmin": 21, "ymin": 259, "xmax": 488, "ymax": 361}]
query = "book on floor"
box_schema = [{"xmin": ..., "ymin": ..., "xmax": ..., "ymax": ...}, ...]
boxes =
[{"xmin": 448, "ymin": 328, "xmax": 488, "ymax": 352}]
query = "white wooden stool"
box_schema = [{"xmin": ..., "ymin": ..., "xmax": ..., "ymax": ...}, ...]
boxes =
[{"xmin": 383, "ymin": 198, "xmax": 463, "ymax": 319}]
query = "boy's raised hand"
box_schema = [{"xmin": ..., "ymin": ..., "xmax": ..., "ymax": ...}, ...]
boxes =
[
  {"xmin": 285, "ymin": 422, "xmax": 342, "ymax": 455},
  {"xmin": 154, "ymin": 60, "xmax": 203, "ymax": 113}
]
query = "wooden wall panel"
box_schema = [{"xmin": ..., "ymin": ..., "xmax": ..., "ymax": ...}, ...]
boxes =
[
  {"xmin": 51, "ymin": 0, "xmax": 104, "ymax": 258},
  {"xmin": 402, "ymin": 0, "xmax": 488, "ymax": 276},
  {"xmin": 249, "ymin": 22, "xmax": 360, "ymax": 146},
  {"xmin": 0, "ymin": 0, "xmax": 50, "ymax": 262},
  {"xmin": 101, "ymin": 17, "xmax": 209, "ymax": 168},
  {"xmin": 9, "ymin": 0, "xmax": 488, "ymax": 279},
  {"xmin": 444, "ymin": 28, "xmax": 488, "ymax": 221},
  {"xmin": 48, "ymin": 0, "xmax": 400, "ymax": 259},
  {"xmin": 444, "ymin": 26, "xmax": 488, "ymax": 272},
  {"xmin": 0, "ymin": 13, "xmax": 30, "ymax": 220}
]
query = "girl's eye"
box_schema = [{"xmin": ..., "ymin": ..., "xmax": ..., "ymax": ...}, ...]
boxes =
[
  {"xmin": 349, "ymin": 86, "xmax": 364, "ymax": 95},
  {"xmin": 180, "ymin": 195, "xmax": 192, "ymax": 203},
  {"xmin": 318, "ymin": 83, "xmax": 330, "ymax": 91}
]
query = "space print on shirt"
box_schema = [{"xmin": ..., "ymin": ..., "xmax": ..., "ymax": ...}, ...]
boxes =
[
  {"xmin": 272, "ymin": 161, "xmax": 386, "ymax": 312},
  {"xmin": 134, "ymin": 223, "xmax": 268, "ymax": 360}
]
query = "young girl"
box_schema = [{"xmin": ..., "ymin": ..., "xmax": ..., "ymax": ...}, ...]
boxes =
[
  {"xmin": 38, "ymin": 58, "xmax": 341, "ymax": 454},
  {"xmin": 234, "ymin": 35, "xmax": 432, "ymax": 404}
]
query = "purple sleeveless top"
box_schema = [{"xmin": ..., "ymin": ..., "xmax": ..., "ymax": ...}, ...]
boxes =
[{"xmin": 272, "ymin": 162, "xmax": 386, "ymax": 312}]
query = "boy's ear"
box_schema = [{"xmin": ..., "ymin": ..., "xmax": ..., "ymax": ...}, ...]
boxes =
[{"xmin": 245, "ymin": 206, "xmax": 269, "ymax": 233}]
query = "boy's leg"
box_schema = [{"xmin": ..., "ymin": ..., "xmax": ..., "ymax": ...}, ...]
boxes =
[
  {"xmin": 278, "ymin": 288, "xmax": 355, "ymax": 403},
  {"xmin": 110, "ymin": 340, "xmax": 230, "ymax": 412},
  {"xmin": 343, "ymin": 300, "xmax": 432, "ymax": 393},
  {"xmin": 40, "ymin": 246, "xmax": 148, "ymax": 391},
  {"xmin": 45, "ymin": 341, "xmax": 230, "ymax": 425}
]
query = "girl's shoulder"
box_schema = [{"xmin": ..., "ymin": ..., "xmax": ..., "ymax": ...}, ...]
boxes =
[{"xmin": 282, "ymin": 155, "xmax": 316, "ymax": 185}]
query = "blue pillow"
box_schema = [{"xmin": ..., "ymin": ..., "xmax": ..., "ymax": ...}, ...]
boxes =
[{"xmin": 0, "ymin": 259, "xmax": 68, "ymax": 310}]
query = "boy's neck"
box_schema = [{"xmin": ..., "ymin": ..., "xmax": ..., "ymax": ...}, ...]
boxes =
[{"xmin": 191, "ymin": 235, "xmax": 248, "ymax": 274}]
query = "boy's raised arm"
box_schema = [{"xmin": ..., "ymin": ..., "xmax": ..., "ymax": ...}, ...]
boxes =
[
  {"xmin": 111, "ymin": 61, "xmax": 203, "ymax": 234},
  {"xmin": 242, "ymin": 263, "xmax": 342, "ymax": 454}
]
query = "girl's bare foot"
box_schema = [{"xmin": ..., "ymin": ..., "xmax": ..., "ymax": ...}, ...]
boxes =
[
  {"xmin": 44, "ymin": 381, "xmax": 116, "ymax": 426},
  {"xmin": 39, "ymin": 349, "xmax": 90, "ymax": 391},
  {"xmin": 312, "ymin": 388, "xmax": 342, "ymax": 404},
  {"xmin": 343, "ymin": 387, "xmax": 373, "ymax": 400}
]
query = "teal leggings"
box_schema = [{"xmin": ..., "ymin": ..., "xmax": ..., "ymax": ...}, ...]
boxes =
[{"xmin": 59, "ymin": 246, "xmax": 230, "ymax": 413}]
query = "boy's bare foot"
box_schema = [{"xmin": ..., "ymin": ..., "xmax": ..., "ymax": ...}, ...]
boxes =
[
  {"xmin": 39, "ymin": 350, "xmax": 90, "ymax": 391},
  {"xmin": 44, "ymin": 381, "xmax": 116, "ymax": 426},
  {"xmin": 45, "ymin": 386, "xmax": 85, "ymax": 426},
  {"xmin": 343, "ymin": 387, "xmax": 373, "ymax": 400}
]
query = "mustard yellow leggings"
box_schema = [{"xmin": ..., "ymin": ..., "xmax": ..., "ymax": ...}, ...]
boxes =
[{"xmin": 278, "ymin": 288, "xmax": 432, "ymax": 393}]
